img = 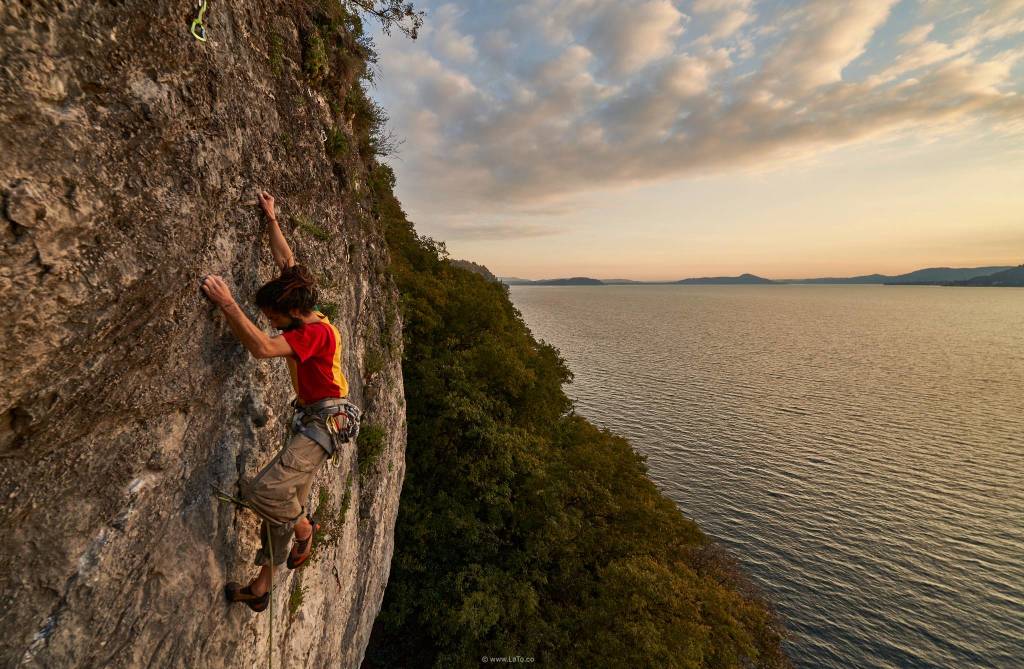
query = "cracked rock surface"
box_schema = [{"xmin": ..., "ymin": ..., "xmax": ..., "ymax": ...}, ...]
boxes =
[{"xmin": 0, "ymin": 2, "xmax": 407, "ymax": 667}]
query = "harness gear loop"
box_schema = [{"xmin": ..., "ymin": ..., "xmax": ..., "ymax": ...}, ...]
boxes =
[{"xmin": 289, "ymin": 397, "xmax": 362, "ymax": 464}]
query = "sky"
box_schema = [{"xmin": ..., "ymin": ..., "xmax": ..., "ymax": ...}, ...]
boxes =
[{"xmin": 368, "ymin": 0, "xmax": 1024, "ymax": 280}]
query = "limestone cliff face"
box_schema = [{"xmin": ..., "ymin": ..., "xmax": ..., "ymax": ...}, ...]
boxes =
[{"xmin": 0, "ymin": 2, "xmax": 406, "ymax": 667}]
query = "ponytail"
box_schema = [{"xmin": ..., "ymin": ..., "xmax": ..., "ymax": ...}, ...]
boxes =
[{"xmin": 255, "ymin": 264, "xmax": 319, "ymax": 316}]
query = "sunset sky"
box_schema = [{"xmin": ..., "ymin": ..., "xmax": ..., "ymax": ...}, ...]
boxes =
[{"xmin": 370, "ymin": 0, "xmax": 1024, "ymax": 280}]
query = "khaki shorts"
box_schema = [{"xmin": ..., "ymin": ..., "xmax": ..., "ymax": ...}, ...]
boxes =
[{"xmin": 240, "ymin": 431, "xmax": 329, "ymax": 566}]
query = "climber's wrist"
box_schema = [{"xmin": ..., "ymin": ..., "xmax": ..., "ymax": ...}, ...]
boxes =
[{"xmin": 219, "ymin": 299, "xmax": 239, "ymax": 311}]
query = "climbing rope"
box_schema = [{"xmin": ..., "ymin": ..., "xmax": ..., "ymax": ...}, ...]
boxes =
[
  {"xmin": 211, "ymin": 412, "xmax": 297, "ymax": 669},
  {"xmin": 212, "ymin": 486, "xmax": 275, "ymax": 669},
  {"xmin": 212, "ymin": 405, "xmax": 346, "ymax": 667}
]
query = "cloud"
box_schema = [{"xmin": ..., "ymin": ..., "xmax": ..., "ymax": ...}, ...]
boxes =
[
  {"xmin": 760, "ymin": 0, "xmax": 899, "ymax": 91},
  {"xmin": 433, "ymin": 220, "xmax": 567, "ymax": 240},
  {"xmin": 876, "ymin": 39, "xmax": 966, "ymax": 83},
  {"xmin": 372, "ymin": 0, "xmax": 1024, "ymax": 237},
  {"xmin": 429, "ymin": 4, "xmax": 477, "ymax": 62},
  {"xmin": 691, "ymin": 0, "xmax": 754, "ymax": 40},
  {"xmin": 899, "ymin": 23, "xmax": 934, "ymax": 46},
  {"xmin": 581, "ymin": 0, "xmax": 687, "ymax": 75},
  {"xmin": 875, "ymin": 2, "xmax": 1024, "ymax": 83}
]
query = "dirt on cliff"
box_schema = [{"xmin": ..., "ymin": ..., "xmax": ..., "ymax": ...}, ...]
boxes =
[{"xmin": 0, "ymin": 2, "xmax": 406, "ymax": 667}]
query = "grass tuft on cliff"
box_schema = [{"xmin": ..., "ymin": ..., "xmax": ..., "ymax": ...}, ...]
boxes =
[{"xmin": 362, "ymin": 161, "xmax": 790, "ymax": 668}]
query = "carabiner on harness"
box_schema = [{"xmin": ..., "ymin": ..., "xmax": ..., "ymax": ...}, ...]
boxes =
[{"xmin": 289, "ymin": 397, "xmax": 362, "ymax": 463}]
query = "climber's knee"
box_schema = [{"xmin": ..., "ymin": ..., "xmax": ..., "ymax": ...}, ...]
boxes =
[
  {"xmin": 242, "ymin": 432, "xmax": 326, "ymax": 524},
  {"xmin": 253, "ymin": 519, "xmax": 294, "ymax": 566},
  {"xmin": 242, "ymin": 470, "xmax": 302, "ymax": 527}
]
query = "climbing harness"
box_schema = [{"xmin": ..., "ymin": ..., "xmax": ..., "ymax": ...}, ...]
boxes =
[
  {"xmin": 289, "ymin": 396, "xmax": 362, "ymax": 467},
  {"xmin": 190, "ymin": 0, "xmax": 208, "ymax": 42}
]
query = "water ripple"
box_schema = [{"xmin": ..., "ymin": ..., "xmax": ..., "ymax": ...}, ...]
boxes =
[{"xmin": 511, "ymin": 285, "xmax": 1024, "ymax": 669}]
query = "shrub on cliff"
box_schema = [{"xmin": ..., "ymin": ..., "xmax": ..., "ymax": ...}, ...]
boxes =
[{"xmin": 362, "ymin": 164, "xmax": 790, "ymax": 668}]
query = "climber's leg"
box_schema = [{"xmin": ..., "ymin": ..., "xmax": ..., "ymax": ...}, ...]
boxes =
[
  {"xmin": 247, "ymin": 517, "xmax": 315, "ymax": 596},
  {"xmin": 285, "ymin": 438, "xmax": 328, "ymax": 568},
  {"xmin": 249, "ymin": 562, "xmax": 273, "ymax": 597},
  {"xmin": 240, "ymin": 431, "xmax": 328, "ymax": 567}
]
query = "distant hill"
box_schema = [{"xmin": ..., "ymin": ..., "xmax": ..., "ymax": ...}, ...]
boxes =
[
  {"xmin": 500, "ymin": 266, "xmax": 1016, "ymax": 286},
  {"xmin": 451, "ymin": 259, "xmax": 498, "ymax": 282},
  {"xmin": 499, "ymin": 276, "xmax": 605, "ymax": 285},
  {"xmin": 533, "ymin": 277, "xmax": 605, "ymax": 285},
  {"xmin": 948, "ymin": 265, "xmax": 1024, "ymax": 287},
  {"xmin": 789, "ymin": 266, "xmax": 1013, "ymax": 284},
  {"xmin": 886, "ymin": 266, "xmax": 1014, "ymax": 284},
  {"xmin": 675, "ymin": 273, "xmax": 774, "ymax": 285},
  {"xmin": 787, "ymin": 274, "xmax": 889, "ymax": 284}
]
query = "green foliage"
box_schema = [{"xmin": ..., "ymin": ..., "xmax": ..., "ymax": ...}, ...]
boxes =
[
  {"xmin": 364, "ymin": 347, "xmax": 386, "ymax": 378},
  {"xmin": 328, "ymin": 95, "xmax": 342, "ymax": 117},
  {"xmin": 302, "ymin": 28, "xmax": 330, "ymax": 82},
  {"xmin": 325, "ymin": 126, "xmax": 350, "ymax": 162},
  {"xmin": 382, "ymin": 304, "xmax": 396, "ymax": 351},
  {"xmin": 316, "ymin": 485, "xmax": 331, "ymax": 520},
  {"xmin": 317, "ymin": 302, "xmax": 339, "ymax": 321},
  {"xmin": 288, "ymin": 573, "xmax": 306, "ymax": 619},
  {"xmin": 296, "ymin": 0, "xmax": 402, "ymax": 174},
  {"xmin": 339, "ymin": 472, "xmax": 352, "ymax": 523},
  {"xmin": 345, "ymin": 83, "xmax": 396, "ymax": 158},
  {"xmin": 310, "ymin": 476, "xmax": 350, "ymax": 563},
  {"xmin": 303, "ymin": 0, "xmax": 376, "ymax": 91},
  {"xmin": 357, "ymin": 423, "xmax": 387, "ymax": 483},
  {"xmin": 269, "ymin": 32, "xmax": 285, "ymax": 76},
  {"xmin": 293, "ymin": 214, "xmax": 333, "ymax": 242},
  {"xmin": 369, "ymin": 163, "xmax": 397, "ymax": 196},
  {"xmin": 277, "ymin": 130, "xmax": 294, "ymax": 153},
  {"xmin": 364, "ymin": 164, "xmax": 791, "ymax": 668},
  {"xmin": 347, "ymin": 0, "xmax": 424, "ymax": 39}
]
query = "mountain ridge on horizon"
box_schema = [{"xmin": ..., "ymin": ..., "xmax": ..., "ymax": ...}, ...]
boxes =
[{"xmin": 495, "ymin": 265, "xmax": 1016, "ymax": 286}]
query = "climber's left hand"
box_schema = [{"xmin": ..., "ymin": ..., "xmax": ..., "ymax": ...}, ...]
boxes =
[{"xmin": 200, "ymin": 274, "xmax": 236, "ymax": 308}]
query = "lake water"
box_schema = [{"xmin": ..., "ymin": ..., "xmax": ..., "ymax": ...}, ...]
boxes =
[{"xmin": 508, "ymin": 285, "xmax": 1024, "ymax": 669}]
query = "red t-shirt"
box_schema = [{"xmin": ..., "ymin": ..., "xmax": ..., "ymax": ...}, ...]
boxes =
[{"xmin": 280, "ymin": 311, "xmax": 349, "ymax": 404}]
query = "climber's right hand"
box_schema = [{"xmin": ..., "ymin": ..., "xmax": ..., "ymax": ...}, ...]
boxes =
[
  {"xmin": 200, "ymin": 274, "xmax": 236, "ymax": 308},
  {"xmin": 258, "ymin": 190, "xmax": 276, "ymax": 221}
]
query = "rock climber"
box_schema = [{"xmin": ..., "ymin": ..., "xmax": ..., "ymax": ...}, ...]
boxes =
[{"xmin": 200, "ymin": 190, "xmax": 358, "ymax": 612}]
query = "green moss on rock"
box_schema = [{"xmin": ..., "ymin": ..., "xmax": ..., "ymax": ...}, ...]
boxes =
[{"xmin": 357, "ymin": 423, "xmax": 386, "ymax": 483}]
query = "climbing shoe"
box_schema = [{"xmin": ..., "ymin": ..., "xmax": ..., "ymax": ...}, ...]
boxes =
[
  {"xmin": 224, "ymin": 582, "xmax": 269, "ymax": 612},
  {"xmin": 287, "ymin": 516, "xmax": 320, "ymax": 570}
]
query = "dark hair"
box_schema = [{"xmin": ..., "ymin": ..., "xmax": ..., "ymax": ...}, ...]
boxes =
[{"xmin": 255, "ymin": 264, "xmax": 318, "ymax": 316}]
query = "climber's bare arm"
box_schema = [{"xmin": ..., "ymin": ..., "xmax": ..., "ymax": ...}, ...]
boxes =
[
  {"xmin": 258, "ymin": 190, "xmax": 296, "ymax": 272},
  {"xmin": 200, "ymin": 274, "xmax": 295, "ymax": 359}
]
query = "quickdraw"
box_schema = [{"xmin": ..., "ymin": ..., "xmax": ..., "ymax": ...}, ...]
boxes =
[{"xmin": 190, "ymin": 0, "xmax": 208, "ymax": 42}]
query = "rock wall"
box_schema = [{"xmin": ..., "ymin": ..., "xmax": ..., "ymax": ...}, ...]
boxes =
[{"xmin": 0, "ymin": 1, "xmax": 407, "ymax": 667}]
